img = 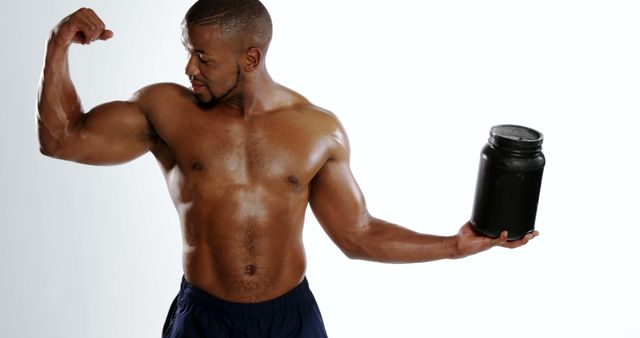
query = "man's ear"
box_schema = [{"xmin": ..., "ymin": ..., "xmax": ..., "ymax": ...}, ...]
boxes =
[{"xmin": 242, "ymin": 47, "xmax": 262, "ymax": 72}]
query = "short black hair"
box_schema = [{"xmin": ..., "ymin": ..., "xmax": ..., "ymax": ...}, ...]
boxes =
[{"xmin": 184, "ymin": 0, "xmax": 272, "ymax": 51}]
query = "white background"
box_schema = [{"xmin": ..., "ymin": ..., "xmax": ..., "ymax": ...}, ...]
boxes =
[{"xmin": 1, "ymin": 1, "xmax": 639, "ymax": 337}]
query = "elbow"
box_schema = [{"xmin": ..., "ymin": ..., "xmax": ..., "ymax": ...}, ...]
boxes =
[
  {"xmin": 336, "ymin": 233, "xmax": 371, "ymax": 261},
  {"xmin": 334, "ymin": 217, "xmax": 377, "ymax": 261},
  {"xmin": 37, "ymin": 128, "xmax": 64, "ymax": 159},
  {"xmin": 340, "ymin": 244, "xmax": 361, "ymax": 260},
  {"xmin": 341, "ymin": 246, "xmax": 365, "ymax": 261},
  {"xmin": 37, "ymin": 134, "xmax": 60, "ymax": 158},
  {"xmin": 36, "ymin": 117, "xmax": 66, "ymax": 158},
  {"xmin": 39, "ymin": 143, "xmax": 68, "ymax": 160},
  {"xmin": 39, "ymin": 144, "xmax": 59, "ymax": 158},
  {"xmin": 344, "ymin": 249, "xmax": 369, "ymax": 261},
  {"xmin": 39, "ymin": 144, "xmax": 51, "ymax": 156}
]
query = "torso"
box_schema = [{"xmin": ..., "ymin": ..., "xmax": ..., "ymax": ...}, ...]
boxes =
[{"xmin": 143, "ymin": 83, "xmax": 338, "ymax": 302}]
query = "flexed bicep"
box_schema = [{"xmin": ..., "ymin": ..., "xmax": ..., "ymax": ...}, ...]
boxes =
[
  {"xmin": 52, "ymin": 98, "xmax": 156, "ymax": 165},
  {"xmin": 37, "ymin": 8, "xmax": 155, "ymax": 166}
]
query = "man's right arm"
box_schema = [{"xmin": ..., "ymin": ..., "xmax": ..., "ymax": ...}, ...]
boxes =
[{"xmin": 37, "ymin": 8, "xmax": 155, "ymax": 165}]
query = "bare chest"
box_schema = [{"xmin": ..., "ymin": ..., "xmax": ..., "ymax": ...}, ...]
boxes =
[{"xmin": 152, "ymin": 109, "xmax": 330, "ymax": 203}]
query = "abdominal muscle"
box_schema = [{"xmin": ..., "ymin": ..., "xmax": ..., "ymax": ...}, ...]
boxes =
[{"xmin": 175, "ymin": 184, "xmax": 309, "ymax": 303}]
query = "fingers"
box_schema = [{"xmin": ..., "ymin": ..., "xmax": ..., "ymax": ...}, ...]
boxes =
[
  {"xmin": 499, "ymin": 230, "xmax": 509, "ymax": 242},
  {"xmin": 489, "ymin": 230, "xmax": 509, "ymax": 247},
  {"xmin": 100, "ymin": 29, "xmax": 114, "ymax": 41},
  {"xmin": 56, "ymin": 8, "xmax": 113, "ymax": 46},
  {"xmin": 77, "ymin": 8, "xmax": 110, "ymax": 44},
  {"xmin": 500, "ymin": 230, "xmax": 539, "ymax": 249}
]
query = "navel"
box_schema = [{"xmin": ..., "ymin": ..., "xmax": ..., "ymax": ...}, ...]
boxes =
[{"xmin": 244, "ymin": 264, "xmax": 257, "ymax": 276}]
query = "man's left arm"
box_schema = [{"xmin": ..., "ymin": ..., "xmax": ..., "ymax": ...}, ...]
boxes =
[{"xmin": 308, "ymin": 122, "xmax": 537, "ymax": 263}]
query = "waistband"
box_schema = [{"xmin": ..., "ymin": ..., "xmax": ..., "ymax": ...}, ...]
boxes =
[{"xmin": 178, "ymin": 276, "xmax": 314, "ymax": 316}]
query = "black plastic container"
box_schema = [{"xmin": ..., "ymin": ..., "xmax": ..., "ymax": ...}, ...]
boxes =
[{"xmin": 470, "ymin": 125, "xmax": 545, "ymax": 240}]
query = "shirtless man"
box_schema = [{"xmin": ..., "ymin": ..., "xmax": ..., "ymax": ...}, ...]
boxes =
[{"xmin": 37, "ymin": 1, "xmax": 537, "ymax": 337}]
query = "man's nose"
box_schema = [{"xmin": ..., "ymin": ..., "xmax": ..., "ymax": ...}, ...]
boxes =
[{"xmin": 185, "ymin": 55, "xmax": 200, "ymax": 77}]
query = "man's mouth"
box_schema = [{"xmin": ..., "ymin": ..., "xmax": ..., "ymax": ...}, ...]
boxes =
[{"xmin": 191, "ymin": 80, "xmax": 207, "ymax": 94}]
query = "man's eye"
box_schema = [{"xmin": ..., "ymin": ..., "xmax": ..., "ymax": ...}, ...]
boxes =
[
  {"xmin": 187, "ymin": 52, "xmax": 210, "ymax": 64},
  {"xmin": 196, "ymin": 54, "xmax": 210, "ymax": 64}
]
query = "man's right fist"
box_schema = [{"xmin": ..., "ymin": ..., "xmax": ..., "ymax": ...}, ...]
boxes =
[{"xmin": 50, "ymin": 8, "xmax": 113, "ymax": 47}]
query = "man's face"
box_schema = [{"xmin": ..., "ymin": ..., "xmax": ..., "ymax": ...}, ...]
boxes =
[{"xmin": 182, "ymin": 24, "xmax": 242, "ymax": 105}]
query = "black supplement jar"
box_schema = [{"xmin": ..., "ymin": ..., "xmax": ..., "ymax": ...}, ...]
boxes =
[{"xmin": 470, "ymin": 125, "xmax": 545, "ymax": 240}]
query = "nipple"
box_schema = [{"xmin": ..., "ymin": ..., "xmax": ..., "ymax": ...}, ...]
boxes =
[
  {"xmin": 191, "ymin": 161, "xmax": 203, "ymax": 171},
  {"xmin": 287, "ymin": 175, "xmax": 300, "ymax": 187}
]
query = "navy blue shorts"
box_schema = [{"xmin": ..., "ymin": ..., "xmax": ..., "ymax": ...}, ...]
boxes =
[{"xmin": 162, "ymin": 276, "xmax": 328, "ymax": 338}]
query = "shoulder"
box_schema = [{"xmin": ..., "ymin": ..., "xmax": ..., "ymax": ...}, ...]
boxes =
[
  {"xmin": 274, "ymin": 84, "xmax": 350, "ymax": 157},
  {"xmin": 278, "ymin": 86, "xmax": 346, "ymax": 134},
  {"xmin": 301, "ymin": 104, "xmax": 345, "ymax": 133},
  {"xmin": 293, "ymin": 101, "xmax": 351, "ymax": 158},
  {"xmin": 132, "ymin": 82, "xmax": 191, "ymax": 104},
  {"xmin": 128, "ymin": 82, "xmax": 195, "ymax": 125}
]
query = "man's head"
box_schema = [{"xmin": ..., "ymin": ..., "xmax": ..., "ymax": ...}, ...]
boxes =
[{"xmin": 182, "ymin": 0, "xmax": 272, "ymax": 106}]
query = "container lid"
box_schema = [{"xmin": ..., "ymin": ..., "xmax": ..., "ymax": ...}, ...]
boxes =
[{"xmin": 489, "ymin": 124, "xmax": 543, "ymax": 153}]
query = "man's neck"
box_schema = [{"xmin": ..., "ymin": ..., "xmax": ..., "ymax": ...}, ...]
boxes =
[{"xmin": 222, "ymin": 69, "xmax": 284, "ymax": 118}]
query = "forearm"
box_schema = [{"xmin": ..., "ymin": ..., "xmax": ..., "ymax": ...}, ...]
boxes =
[
  {"xmin": 37, "ymin": 36, "xmax": 84, "ymax": 155},
  {"xmin": 342, "ymin": 216, "xmax": 460, "ymax": 263}
]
